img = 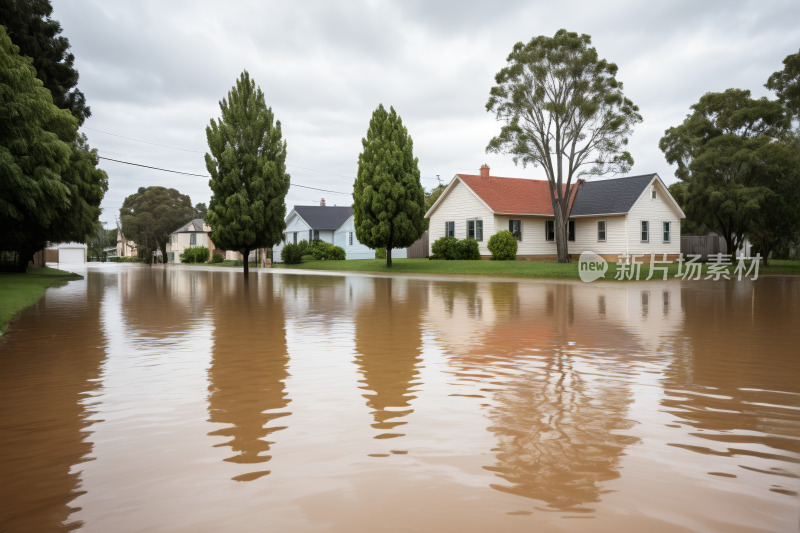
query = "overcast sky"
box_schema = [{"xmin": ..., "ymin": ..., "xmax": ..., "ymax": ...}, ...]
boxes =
[{"xmin": 52, "ymin": 0, "xmax": 799, "ymax": 228}]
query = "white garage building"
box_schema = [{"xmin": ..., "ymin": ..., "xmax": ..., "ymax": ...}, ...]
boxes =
[{"xmin": 54, "ymin": 242, "xmax": 87, "ymax": 264}]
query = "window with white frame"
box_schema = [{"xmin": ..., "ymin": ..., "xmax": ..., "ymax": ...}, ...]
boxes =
[
  {"xmin": 509, "ymin": 220, "xmax": 522, "ymax": 241},
  {"xmin": 641, "ymin": 221, "xmax": 649, "ymax": 242},
  {"xmin": 349, "ymin": 232, "xmax": 354, "ymax": 246},
  {"xmin": 190, "ymin": 233, "xmax": 196, "ymax": 246},
  {"xmin": 445, "ymin": 221, "xmax": 455, "ymax": 238},
  {"xmin": 662, "ymin": 221, "xmax": 671, "ymax": 243},
  {"xmin": 651, "ymin": 188, "xmax": 657, "ymax": 199},
  {"xmin": 467, "ymin": 219, "xmax": 483, "ymax": 241},
  {"xmin": 597, "ymin": 220, "xmax": 606, "ymax": 241},
  {"xmin": 293, "ymin": 232, "xmax": 297, "ymax": 245},
  {"xmin": 568, "ymin": 220, "xmax": 575, "ymax": 242}
]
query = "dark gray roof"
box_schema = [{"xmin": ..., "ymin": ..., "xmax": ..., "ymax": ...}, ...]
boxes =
[
  {"xmin": 171, "ymin": 219, "xmax": 208, "ymax": 234},
  {"xmin": 570, "ymin": 174, "xmax": 656, "ymax": 216},
  {"xmin": 293, "ymin": 205, "xmax": 353, "ymax": 229}
]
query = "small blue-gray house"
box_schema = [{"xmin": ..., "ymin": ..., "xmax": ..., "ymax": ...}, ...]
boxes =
[{"xmin": 272, "ymin": 199, "xmax": 408, "ymax": 262}]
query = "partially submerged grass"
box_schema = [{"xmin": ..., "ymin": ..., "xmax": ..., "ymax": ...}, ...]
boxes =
[
  {"xmin": 0, "ymin": 267, "xmax": 83, "ymax": 335},
  {"xmin": 273, "ymin": 258, "xmax": 799, "ymax": 281}
]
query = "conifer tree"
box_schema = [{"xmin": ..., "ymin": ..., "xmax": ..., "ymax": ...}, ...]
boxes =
[
  {"xmin": 205, "ymin": 71, "xmax": 290, "ymax": 276},
  {"xmin": 353, "ymin": 104, "xmax": 425, "ymax": 267}
]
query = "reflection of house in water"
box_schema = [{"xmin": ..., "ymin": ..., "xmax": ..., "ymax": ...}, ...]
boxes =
[
  {"xmin": 424, "ymin": 279, "xmax": 685, "ymax": 512},
  {"xmin": 662, "ymin": 280, "xmax": 800, "ymax": 492},
  {"xmin": 207, "ymin": 275, "xmax": 291, "ymax": 482},
  {"xmin": 353, "ymin": 277, "xmax": 425, "ymax": 442},
  {"xmin": 0, "ymin": 273, "xmax": 109, "ymax": 531}
]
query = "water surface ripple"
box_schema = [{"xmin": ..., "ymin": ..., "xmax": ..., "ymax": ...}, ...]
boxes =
[{"xmin": 1, "ymin": 265, "xmax": 798, "ymax": 532}]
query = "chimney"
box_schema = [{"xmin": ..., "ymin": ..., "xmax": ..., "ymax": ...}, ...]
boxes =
[
  {"xmin": 320, "ymin": 198, "xmax": 326, "ymax": 206},
  {"xmin": 480, "ymin": 164, "xmax": 490, "ymax": 178}
]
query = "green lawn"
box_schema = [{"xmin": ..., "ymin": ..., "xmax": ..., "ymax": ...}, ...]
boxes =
[
  {"xmin": 0, "ymin": 267, "xmax": 83, "ymax": 335},
  {"xmin": 273, "ymin": 258, "xmax": 800, "ymax": 281}
]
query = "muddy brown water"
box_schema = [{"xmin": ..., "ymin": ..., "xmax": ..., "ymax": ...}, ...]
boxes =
[{"xmin": 1, "ymin": 264, "xmax": 798, "ymax": 532}]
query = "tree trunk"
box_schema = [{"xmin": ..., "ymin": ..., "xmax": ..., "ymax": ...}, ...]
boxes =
[
  {"xmin": 16, "ymin": 246, "xmax": 33, "ymax": 273},
  {"xmin": 761, "ymin": 243, "xmax": 771, "ymax": 267},
  {"xmin": 243, "ymin": 247, "xmax": 250, "ymax": 276},
  {"xmin": 553, "ymin": 202, "xmax": 571, "ymax": 263}
]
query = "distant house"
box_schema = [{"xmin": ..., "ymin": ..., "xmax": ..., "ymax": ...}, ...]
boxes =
[
  {"xmin": 425, "ymin": 165, "xmax": 685, "ymax": 261},
  {"xmin": 273, "ymin": 199, "xmax": 408, "ymax": 262},
  {"xmin": 116, "ymin": 230, "xmax": 138, "ymax": 258},
  {"xmin": 166, "ymin": 219, "xmax": 216, "ymax": 263}
]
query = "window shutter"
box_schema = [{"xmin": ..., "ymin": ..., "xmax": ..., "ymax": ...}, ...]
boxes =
[{"xmin": 510, "ymin": 220, "xmax": 513, "ymax": 233}]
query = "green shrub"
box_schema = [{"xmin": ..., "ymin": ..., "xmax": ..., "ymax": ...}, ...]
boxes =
[
  {"xmin": 180, "ymin": 246, "xmax": 210, "ymax": 263},
  {"xmin": 306, "ymin": 241, "xmax": 347, "ymax": 260},
  {"xmin": 297, "ymin": 239, "xmax": 310, "ymax": 256},
  {"xmin": 330, "ymin": 245, "xmax": 346, "ymax": 260},
  {"xmin": 457, "ymin": 238, "xmax": 481, "ymax": 260},
  {"xmin": 233, "ymin": 260, "xmax": 243, "ymax": 266},
  {"xmin": 431, "ymin": 236, "xmax": 459, "ymax": 260},
  {"xmin": 301, "ymin": 254, "xmax": 316, "ymax": 262},
  {"xmin": 487, "ymin": 230, "xmax": 517, "ymax": 260},
  {"xmin": 375, "ymin": 247, "xmax": 386, "ymax": 259},
  {"xmin": 211, "ymin": 253, "xmax": 224, "ymax": 263},
  {"xmin": 281, "ymin": 243, "xmax": 304, "ymax": 264}
]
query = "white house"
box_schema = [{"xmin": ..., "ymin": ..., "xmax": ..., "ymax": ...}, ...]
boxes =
[
  {"xmin": 425, "ymin": 165, "xmax": 685, "ymax": 261},
  {"xmin": 273, "ymin": 199, "xmax": 408, "ymax": 262},
  {"xmin": 166, "ymin": 219, "xmax": 216, "ymax": 263}
]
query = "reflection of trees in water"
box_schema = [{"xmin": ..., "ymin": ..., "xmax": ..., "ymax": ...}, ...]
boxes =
[
  {"xmin": 487, "ymin": 353, "xmax": 638, "ymax": 511},
  {"xmin": 0, "ymin": 272, "xmax": 108, "ymax": 531},
  {"xmin": 662, "ymin": 281, "xmax": 800, "ymax": 485},
  {"xmin": 353, "ymin": 278, "xmax": 425, "ymax": 440},
  {"xmin": 440, "ymin": 282, "xmax": 638, "ymax": 512},
  {"xmin": 207, "ymin": 275, "xmax": 290, "ymax": 481}
]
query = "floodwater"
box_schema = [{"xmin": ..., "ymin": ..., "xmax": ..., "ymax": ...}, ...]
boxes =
[{"xmin": 1, "ymin": 265, "xmax": 798, "ymax": 533}]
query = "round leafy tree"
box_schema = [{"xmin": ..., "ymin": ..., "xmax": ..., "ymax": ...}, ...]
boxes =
[{"xmin": 353, "ymin": 104, "xmax": 425, "ymax": 267}]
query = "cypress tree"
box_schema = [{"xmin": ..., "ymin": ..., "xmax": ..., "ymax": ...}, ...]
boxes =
[
  {"xmin": 353, "ymin": 104, "xmax": 425, "ymax": 267},
  {"xmin": 205, "ymin": 71, "xmax": 290, "ymax": 276}
]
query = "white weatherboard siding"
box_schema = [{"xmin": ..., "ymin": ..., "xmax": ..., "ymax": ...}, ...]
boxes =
[
  {"xmin": 494, "ymin": 215, "xmax": 559, "ymax": 256},
  {"xmin": 334, "ymin": 216, "xmax": 373, "ymax": 260},
  {"xmin": 428, "ymin": 180, "xmax": 494, "ymax": 256},
  {"xmin": 626, "ymin": 180, "xmax": 682, "ymax": 256},
  {"xmin": 571, "ymin": 215, "xmax": 628, "ymax": 257},
  {"xmin": 273, "ymin": 212, "xmax": 310, "ymax": 261}
]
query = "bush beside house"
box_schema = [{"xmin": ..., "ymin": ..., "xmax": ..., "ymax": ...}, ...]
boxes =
[
  {"xmin": 487, "ymin": 230, "xmax": 517, "ymax": 260},
  {"xmin": 431, "ymin": 237, "xmax": 481, "ymax": 260},
  {"xmin": 180, "ymin": 246, "xmax": 210, "ymax": 263}
]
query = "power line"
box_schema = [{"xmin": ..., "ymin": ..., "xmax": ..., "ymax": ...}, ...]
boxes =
[
  {"xmin": 98, "ymin": 156, "xmax": 352, "ymax": 195},
  {"xmin": 85, "ymin": 126, "xmax": 440, "ymax": 180},
  {"xmin": 99, "ymin": 157, "xmax": 206, "ymax": 177},
  {"xmin": 85, "ymin": 128, "xmax": 205, "ymax": 153}
]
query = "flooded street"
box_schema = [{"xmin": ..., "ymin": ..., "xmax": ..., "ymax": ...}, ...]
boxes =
[{"xmin": 1, "ymin": 265, "xmax": 798, "ymax": 532}]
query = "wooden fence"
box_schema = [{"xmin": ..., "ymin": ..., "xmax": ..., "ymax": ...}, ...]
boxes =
[
  {"xmin": 680, "ymin": 235, "xmax": 727, "ymax": 262},
  {"xmin": 407, "ymin": 231, "xmax": 429, "ymax": 259},
  {"xmin": 45, "ymin": 249, "xmax": 59, "ymax": 263}
]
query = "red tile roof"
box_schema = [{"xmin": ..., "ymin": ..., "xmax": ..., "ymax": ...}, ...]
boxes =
[{"xmin": 457, "ymin": 174, "xmax": 576, "ymax": 215}]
